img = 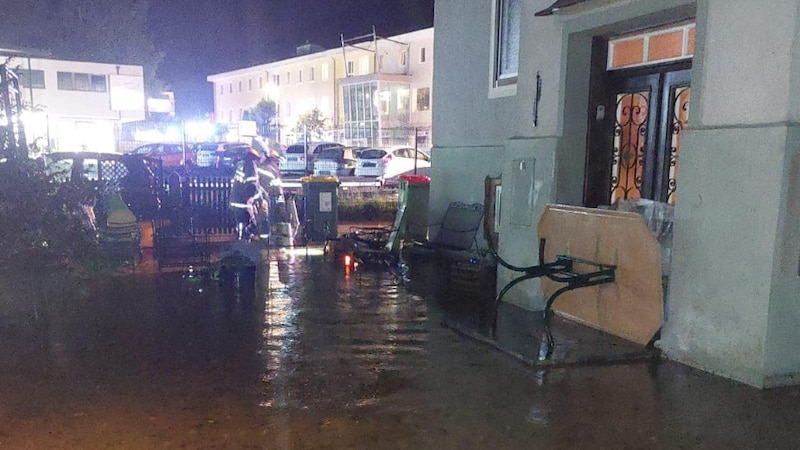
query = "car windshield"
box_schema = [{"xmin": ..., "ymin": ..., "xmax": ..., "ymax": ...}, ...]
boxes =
[
  {"xmin": 317, "ymin": 148, "xmax": 344, "ymax": 159},
  {"xmin": 286, "ymin": 144, "xmax": 306, "ymax": 154},
  {"xmin": 359, "ymin": 149, "xmax": 387, "ymax": 159}
]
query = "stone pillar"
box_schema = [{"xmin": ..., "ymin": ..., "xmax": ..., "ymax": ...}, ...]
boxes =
[{"xmin": 661, "ymin": 0, "xmax": 800, "ymax": 387}]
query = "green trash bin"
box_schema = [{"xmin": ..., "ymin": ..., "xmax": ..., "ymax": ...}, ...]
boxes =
[
  {"xmin": 301, "ymin": 176, "xmax": 340, "ymax": 242},
  {"xmin": 398, "ymin": 174, "xmax": 430, "ymax": 241}
]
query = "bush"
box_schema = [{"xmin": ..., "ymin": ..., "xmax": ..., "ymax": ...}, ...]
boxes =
[
  {"xmin": 0, "ymin": 158, "xmax": 105, "ymax": 304},
  {"xmin": 338, "ymin": 195, "xmax": 397, "ymax": 222}
]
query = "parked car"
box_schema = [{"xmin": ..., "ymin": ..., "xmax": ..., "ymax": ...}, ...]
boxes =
[
  {"xmin": 280, "ymin": 142, "xmax": 344, "ymax": 175},
  {"xmin": 42, "ymin": 152, "xmax": 162, "ymax": 220},
  {"xmin": 354, "ymin": 146, "xmax": 431, "ymax": 179},
  {"xmin": 313, "ymin": 146, "xmax": 358, "ymax": 176},
  {"xmin": 127, "ymin": 143, "xmax": 193, "ymax": 168},
  {"xmin": 194, "ymin": 142, "xmax": 251, "ymax": 171}
]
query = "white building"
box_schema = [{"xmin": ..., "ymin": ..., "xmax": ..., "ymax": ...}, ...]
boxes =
[
  {"xmin": 207, "ymin": 27, "xmax": 434, "ymax": 147},
  {"xmin": 1, "ymin": 49, "xmax": 146, "ymax": 153}
]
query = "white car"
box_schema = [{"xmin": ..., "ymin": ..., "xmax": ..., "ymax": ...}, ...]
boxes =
[
  {"xmin": 354, "ymin": 146, "xmax": 431, "ymax": 179},
  {"xmin": 280, "ymin": 142, "xmax": 344, "ymax": 175}
]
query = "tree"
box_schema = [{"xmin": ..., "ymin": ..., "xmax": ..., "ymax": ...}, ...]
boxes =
[
  {"xmin": 247, "ymin": 99, "xmax": 277, "ymax": 137},
  {"xmin": 294, "ymin": 108, "xmax": 329, "ymax": 141},
  {"xmin": 0, "ymin": 0, "xmax": 164, "ymax": 96}
]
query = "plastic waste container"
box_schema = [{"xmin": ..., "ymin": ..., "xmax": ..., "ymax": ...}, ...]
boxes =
[
  {"xmin": 301, "ymin": 176, "xmax": 340, "ymax": 242},
  {"xmin": 398, "ymin": 174, "xmax": 430, "ymax": 241}
]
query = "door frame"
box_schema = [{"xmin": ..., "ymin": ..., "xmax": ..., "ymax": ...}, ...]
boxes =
[{"xmin": 583, "ymin": 35, "xmax": 691, "ymax": 207}]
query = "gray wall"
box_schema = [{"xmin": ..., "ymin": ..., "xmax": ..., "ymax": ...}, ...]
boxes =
[{"xmin": 433, "ymin": 0, "xmax": 800, "ymax": 387}]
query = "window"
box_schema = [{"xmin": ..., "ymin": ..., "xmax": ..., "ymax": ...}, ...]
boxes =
[
  {"xmin": 239, "ymin": 108, "xmax": 243, "ymax": 120},
  {"xmin": 309, "ymin": 67, "xmax": 315, "ymax": 82},
  {"xmin": 379, "ymin": 55, "xmax": 384, "ymax": 71},
  {"xmin": 219, "ymin": 84, "xmax": 224, "ymax": 95},
  {"xmin": 16, "ymin": 69, "xmax": 45, "ymax": 89},
  {"xmin": 322, "ymin": 63, "xmax": 329, "ymax": 80},
  {"xmin": 420, "ymin": 47, "xmax": 427, "ymax": 63},
  {"xmin": 286, "ymin": 72, "xmax": 291, "ymax": 84},
  {"xmin": 285, "ymin": 102, "xmax": 291, "ymax": 117},
  {"xmin": 494, "ymin": 0, "xmax": 520, "ymax": 87},
  {"xmin": 346, "ymin": 61, "xmax": 354, "ymax": 76},
  {"xmin": 359, "ymin": 56, "xmax": 369, "ymax": 74},
  {"xmin": 238, "ymin": 81, "xmax": 242, "ymax": 92},
  {"xmin": 416, "ymin": 87, "xmax": 430, "ymax": 111},
  {"xmin": 298, "ymin": 69, "xmax": 303, "ymax": 83},
  {"xmin": 229, "ymin": 83, "xmax": 232, "ymax": 93},
  {"xmin": 248, "ymin": 79, "xmax": 253, "ymax": 90},
  {"xmin": 273, "ymin": 74, "xmax": 280, "ymax": 86},
  {"xmin": 56, "ymin": 72, "xmax": 107, "ymax": 92},
  {"xmin": 401, "ymin": 51, "xmax": 407, "ymax": 66},
  {"xmin": 380, "ymin": 91, "xmax": 391, "ymax": 114}
]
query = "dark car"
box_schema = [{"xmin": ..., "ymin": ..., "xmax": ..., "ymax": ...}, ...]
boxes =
[
  {"xmin": 43, "ymin": 152, "xmax": 162, "ymax": 220},
  {"xmin": 194, "ymin": 142, "xmax": 252, "ymax": 172}
]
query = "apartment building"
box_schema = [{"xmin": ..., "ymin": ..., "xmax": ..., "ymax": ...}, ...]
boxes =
[
  {"xmin": 207, "ymin": 27, "xmax": 434, "ymax": 147},
  {"xmin": 1, "ymin": 49, "xmax": 146, "ymax": 153}
]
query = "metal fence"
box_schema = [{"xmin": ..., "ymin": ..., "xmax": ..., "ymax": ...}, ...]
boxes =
[{"xmin": 160, "ymin": 173, "xmax": 237, "ymax": 240}]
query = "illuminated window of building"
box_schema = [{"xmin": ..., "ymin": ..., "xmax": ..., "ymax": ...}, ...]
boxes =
[{"xmin": 416, "ymin": 87, "xmax": 430, "ymax": 111}]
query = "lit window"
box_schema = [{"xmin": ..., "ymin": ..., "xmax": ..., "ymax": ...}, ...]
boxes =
[
  {"xmin": 416, "ymin": 87, "xmax": 430, "ymax": 111},
  {"xmin": 322, "ymin": 63, "xmax": 329, "ymax": 80},
  {"xmin": 494, "ymin": 0, "xmax": 520, "ymax": 87},
  {"xmin": 420, "ymin": 47, "xmax": 427, "ymax": 63},
  {"xmin": 359, "ymin": 56, "xmax": 370, "ymax": 74}
]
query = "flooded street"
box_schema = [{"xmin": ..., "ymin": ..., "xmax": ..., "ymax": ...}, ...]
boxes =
[{"xmin": 2, "ymin": 248, "xmax": 800, "ymax": 449}]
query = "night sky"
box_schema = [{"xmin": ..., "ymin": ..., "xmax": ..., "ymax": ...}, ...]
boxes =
[{"xmin": 147, "ymin": 0, "xmax": 435, "ymax": 117}]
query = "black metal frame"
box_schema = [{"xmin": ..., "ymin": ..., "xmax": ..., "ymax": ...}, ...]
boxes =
[{"xmin": 491, "ymin": 238, "xmax": 616, "ymax": 358}]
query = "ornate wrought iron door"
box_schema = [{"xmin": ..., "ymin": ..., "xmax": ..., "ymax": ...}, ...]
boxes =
[{"xmin": 604, "ymin": 68, "xmax": 690, "ymax": 205}]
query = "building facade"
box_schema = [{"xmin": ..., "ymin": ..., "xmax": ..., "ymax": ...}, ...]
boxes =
[
  {"xmin": 432, "ymin": 0, "xmax": 800, "ymax": 388},
  {"xmin": 1, "ymin": 50, "xmax": 146, "ymax": 154},
  {"xmin": 207, "ymin": 28, "xmax": 434, "ymax": 147}
]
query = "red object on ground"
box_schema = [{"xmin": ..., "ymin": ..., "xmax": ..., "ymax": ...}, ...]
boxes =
[{"xmin": 399, "ymin": 174, "xmax": 430, "ymax": 184}]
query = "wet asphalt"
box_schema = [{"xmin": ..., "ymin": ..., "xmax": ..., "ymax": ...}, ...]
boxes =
[{"xmin": 2, "ymin": 246, "xmax": 800, "ymax": 449}]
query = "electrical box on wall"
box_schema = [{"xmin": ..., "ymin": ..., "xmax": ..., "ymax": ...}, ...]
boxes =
[{"xmin": 510, "ymin": 158, "xmax": 535, "ymax": 226}]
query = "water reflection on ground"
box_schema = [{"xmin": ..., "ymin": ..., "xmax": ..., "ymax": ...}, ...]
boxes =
[{"xmin": 2, "ymin": 248, "xmax": 800, "ymax": 448}]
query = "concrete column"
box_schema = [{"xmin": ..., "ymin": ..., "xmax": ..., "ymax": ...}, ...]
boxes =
[{"xmin": 661, "ymin": 0, "xmax": 800, "ymax": 387}]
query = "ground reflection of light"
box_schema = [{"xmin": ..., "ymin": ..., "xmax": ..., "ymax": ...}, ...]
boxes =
[
  {"xmin": 259, "ymin": 258, "xmax": 299, "ymax": 410},
  {"xmin": 278, "ymin": 247, "xmax": 325, "ymax": 257}
]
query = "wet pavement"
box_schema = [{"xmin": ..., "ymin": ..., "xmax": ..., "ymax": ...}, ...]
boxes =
[{"xmin": 2, "ymin": 245, "xmax": 800, "ymax": 449}]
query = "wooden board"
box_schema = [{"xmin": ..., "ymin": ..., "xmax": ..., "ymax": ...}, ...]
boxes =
[{"xmin": 538, "ymin": 204, "xmax": 663, "ymax": 345}]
